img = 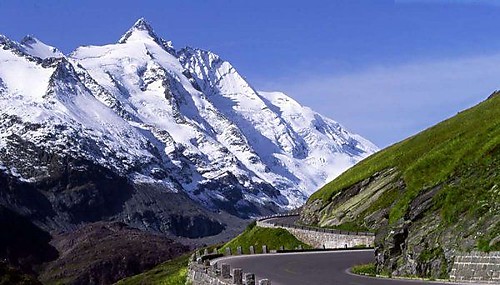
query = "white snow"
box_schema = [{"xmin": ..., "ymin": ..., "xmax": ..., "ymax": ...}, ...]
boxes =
[
  {"xmin": 0, "ymin": 20, "xmax": 378, "ymax": 212},
  {"xmin": 0, "ymin": 44, "xmax": 54, "ymax": 101},
  {"xmin": 20, "ymin": 35, "xmax": 64, "ymax": 59}
]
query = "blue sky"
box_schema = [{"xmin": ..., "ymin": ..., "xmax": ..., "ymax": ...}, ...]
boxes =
[{"xmin": 1, "ymin": 0, "xmax": 500, "ymax": 147}]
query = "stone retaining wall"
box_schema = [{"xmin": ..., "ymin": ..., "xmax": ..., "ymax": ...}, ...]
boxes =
[
  {"xmin": 188, "ymin": 255, "xmax": 271, "ymax": 285},
  {"xmin": 450, "ymin": 251, "xmax": 500, "ymax": 284},
  {"xmin": 257, "ymin": 216, "xmax": 374, "ymax": 248},
  {"xmin": 188, "ymin": 261, "xmax": 231, "ymax": 285},
  {"xmin": 286, "ymin": 227, "xmax": 374, "ymax": 248}
]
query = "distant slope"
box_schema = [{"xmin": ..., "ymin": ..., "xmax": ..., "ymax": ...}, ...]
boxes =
[
  {"xmin": 39, "ymin": 222, "xmax": 189, "ymax": 285},
  {"xmin": 301, "ymin": 92, "xmax": 500, "ymax": 279},
  {"xmin": 0, "ymin": 205, "xmax": 58, "ymax": 281}
]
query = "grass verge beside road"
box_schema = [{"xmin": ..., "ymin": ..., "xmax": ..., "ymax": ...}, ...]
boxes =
[
  {"xmin": 351, "ymin": 263, "xmax": 377, "ymax": 276},
  {"xmin": 115, "ymin": 253, "xmax": 190, "ymax": 285},
  {"xmin": 220, "ymin": 222, "xmax": 312, "ymax": 254}
]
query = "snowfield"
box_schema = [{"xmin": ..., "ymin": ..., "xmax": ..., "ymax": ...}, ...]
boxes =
[{"xmin": 0, "ymin": 19, "xmax": 378, "ymax": 215}]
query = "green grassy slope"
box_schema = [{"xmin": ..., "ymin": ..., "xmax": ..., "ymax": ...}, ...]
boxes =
[
  {"xmin": 114, "ymin": 254, "xmax": 190, "ymax": 285},
  {"xmin": 310, "ymin": 92, "xmax": 500, "ymax": 228},
  {"xmin": 220, "ymin": 222, "xmax": 312, "ymax": 254},
  {"xmin": 115, "ymin": 223, "xmax": 311, "ymax": 285},
  {"xmin": 302, "ymin": 92, "xmax": 500, "ymax": 278}
]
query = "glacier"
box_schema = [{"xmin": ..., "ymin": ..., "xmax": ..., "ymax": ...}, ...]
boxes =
[{"xmin": 0, "ymin": 18, "xmax": 378, "ymax": 225}]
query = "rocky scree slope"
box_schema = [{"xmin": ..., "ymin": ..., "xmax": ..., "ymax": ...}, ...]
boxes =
[
  {"xmin": 38, "ymin": 221, "xmax": 189, "ymax": 285},
  {"xmin": 301, "ymin": 92, "xmax": 500, "ymax": 279},
  {"xmin": 0, "ymin": 203, "xmax": 191, "ymax": 284},
  {"xmin": 0, "ymin": 18, "xmax": 377, "ymax": 238}
]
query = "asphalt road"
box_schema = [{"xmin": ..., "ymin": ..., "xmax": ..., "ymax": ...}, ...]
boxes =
[
  {"xmin": 216, "ymin": 250, "xmax": 450, "ymax": 285},
  {"xmin": 264, "ymin": 216, "xmax": 300, "ymax": 225}
]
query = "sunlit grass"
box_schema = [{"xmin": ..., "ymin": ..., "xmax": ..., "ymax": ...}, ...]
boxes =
[
  {"xmin": 351, "ymin": 262, "xmax": 377, "ymax": 276},
  {"xmin": 115, "ymin": 254, "xmax": 190, "ymax": 285},
  {"xmin": 220, "ymin": 222, "xmax": 312, "ymax": 254},
  {"xmin": 310, "ymin": 93, "xmax": 500, "ymax": 248}
]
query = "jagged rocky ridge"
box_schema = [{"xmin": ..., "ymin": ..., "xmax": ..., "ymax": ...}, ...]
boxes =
[{"xmin": 0, "ymin": 18, "xmax": 377, "ymax": 237}]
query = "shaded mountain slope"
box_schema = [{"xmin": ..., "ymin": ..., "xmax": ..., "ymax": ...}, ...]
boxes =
[
  {"xmin": 38, "ymin": 222, "xmax": 189, "ymax": 285},
  {"xmin": 0, "ymin": 206, "xmax": 58, "ymax": 275}
]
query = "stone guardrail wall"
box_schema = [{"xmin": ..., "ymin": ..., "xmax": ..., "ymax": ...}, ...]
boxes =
[
  {"xmin": 450, "ymin": 251, "xmax": 500, "ymax": 284},
  {"xmin": 188, "ymin": 253, "xmax": 271, "ymax": 285},
  {"xmin": 256, "ymin": 214, "xmax": 375, "ymax": 249}
]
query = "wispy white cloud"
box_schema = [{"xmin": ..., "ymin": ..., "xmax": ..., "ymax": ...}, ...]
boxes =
[{"xmin": 258, "ymin": 53, "xmax": 500, "ymax": 148}]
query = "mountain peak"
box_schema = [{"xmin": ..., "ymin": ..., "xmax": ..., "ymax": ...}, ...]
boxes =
[
  {"xmin": 0, "ymin": 34, "xmax": 12, "ymax": 45},
  {"xmin": 132, "ymin": 17, "xmax": 153, "ymax": 32},
  {"xmin": 0, "ymin": 34, "xmax": 34, "ymax": 58},
  {"xmin": 118, "ymin": 18, "xmax": 159, "ymax": 44},
  {"xmin": 20, "ymin": 34, "xmax": 38, "ymax": 45},
  {"xmin": 19, "ymin": 35, "xmax": 64, "ymax": 59},
  {"xmin": 118, "ymin": 18, "xmax": 175, "ymax": 54}
]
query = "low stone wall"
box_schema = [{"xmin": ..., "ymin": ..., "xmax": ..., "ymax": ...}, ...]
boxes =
[
  {"xmin": 188, "ymin": 261, "xmax": 231, "ymax": 285},
  {"xmin": 188, "ymin": 254, "xmax": 272, "ymax": 285},
  {"xmin": 450, "ymin": 251, "xmax": 500, "ymax": 284},
  {"xmin": 257, "ymin": 216, "xmax": 374, "ymax": 249},
  {"xmin": 286, "ymin": 227, "xmax": 373, "ymax": 248}
]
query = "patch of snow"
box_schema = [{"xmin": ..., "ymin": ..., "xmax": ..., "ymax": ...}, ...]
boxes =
[
  {"xmin": 20, "ymin": 35, "xmax": 64, "ymax": 59},
  {"xmin": 0, "ymin": 44, "xmax": 54, "ymax": 101}
]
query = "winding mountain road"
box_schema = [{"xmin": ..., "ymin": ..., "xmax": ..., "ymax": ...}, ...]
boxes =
[{"xmin": 216, "ymin": 250, "xmax": 450, "ymax": 285}]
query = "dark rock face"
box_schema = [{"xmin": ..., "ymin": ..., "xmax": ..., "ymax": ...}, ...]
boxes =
[
  {"xmin": 0, "ymin": 151, "xmax": 232, "ymax": 284},
  {"xmin": 197, "ymin": 173, "xmax": 281, "ymax": 219},
  {"xmin": 0, "ymin": 152, "xmax": 133, "ymax": 231},
  {"xmin": 301, "ymin": 168, "xmax": 497, "ymax": 280},
  {"xmin": 0, "ymin": 137, "xmax": 227, "ymax": 238},
  {"xmin": 374, "ymin": 213, "xmax": 454, "ymax": 279},
  {"xmin": 38, "ymin": 222, "xmax": 190, "ymax": 285},
  {"xmin": 165, "ymin": 214, "xmax": 225, "ymax": 238},
  {"xmin": 0, "ymin": 206, "xmax": 58, "ymax": 275},
  {"xmin": 0, "ymin": 261, "xmax": 43, "ymax": 285}
]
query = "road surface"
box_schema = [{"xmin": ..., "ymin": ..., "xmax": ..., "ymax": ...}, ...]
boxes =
[
  {"xmin": 264, "ymin": 215, "xmax": 300, "ymax": 225},
  {"xmin": 216, "ymin": 250, "xmax": 450, "ymax": 285}
]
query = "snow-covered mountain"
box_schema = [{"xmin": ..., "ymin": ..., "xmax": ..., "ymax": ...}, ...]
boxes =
[{"xmin": 0, "ymin": 19, "xmax": 377, "ymax": 230}]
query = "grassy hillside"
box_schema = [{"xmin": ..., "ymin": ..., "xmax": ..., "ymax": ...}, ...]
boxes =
[
  {"xmin": 302, "ymin": 92, "xmax": 500, "ymax": 278},
  {"xmin": 309, "ymin": 92, "xmax": 500, "ymax": 227},
  {"xmin": 116, "ymin": 223, "xmax": 311, "ymax": 284},
  {"xmin": 220, "ymin": 222, "xmax": 311, "ymax": 254},
  {"xmin": 115, "ymin": 254, "xmax": 190, "ymax": 285}
]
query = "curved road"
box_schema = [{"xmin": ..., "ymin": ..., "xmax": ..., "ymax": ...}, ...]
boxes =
[
  {"xmin": 264, "ymin": 216, "xmax": 300, "ymax": 225},
  {"xmin": 216, "ymin": 250, "xmax": 449, "ymax": 285}
]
